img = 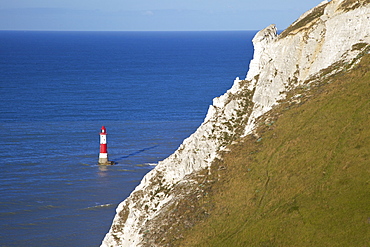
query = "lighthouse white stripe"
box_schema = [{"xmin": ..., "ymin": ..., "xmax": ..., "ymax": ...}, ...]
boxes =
[
  {"xmin": 100, "ymin": 135, "xmax": 107, "ymax": 144},
  {"xmin": 99, "ymin": 153, "xmax": 108, "ymax": 158}
]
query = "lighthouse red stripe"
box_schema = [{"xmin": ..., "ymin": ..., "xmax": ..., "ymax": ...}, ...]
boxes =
[{"xmin": 100, "ymin": 143, "xmax": 107, "ymax": 153}]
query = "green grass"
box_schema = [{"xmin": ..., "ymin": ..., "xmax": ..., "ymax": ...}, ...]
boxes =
[
  {"xmin": 339, "ymin": 0, "xmax": 370, "ymax": 12},
  {"xmin": 279, "ymin": 0, "xmax": 370, "ymax": 40},
  {"xmin": 174, "ymin": 55, "xmax": 370, "ymax": 247},
  {"xmin": 279, "ymin": 3, "xmax": 326, "ymax": 39}
]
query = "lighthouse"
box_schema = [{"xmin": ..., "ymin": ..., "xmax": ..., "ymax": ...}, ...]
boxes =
[{"xmin": 98, "ymin": 126, "xmax": 114, "ymax": 165}]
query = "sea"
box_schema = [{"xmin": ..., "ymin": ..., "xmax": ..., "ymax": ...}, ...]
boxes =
[{"xmin": 0, "ymin": 30, "xmax": 256, "ymax": 246}]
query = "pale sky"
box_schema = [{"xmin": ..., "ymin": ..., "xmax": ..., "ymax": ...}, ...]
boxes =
[{"xmin": 0, "ymin": 0, "xmax": 325, "ymax": 31}]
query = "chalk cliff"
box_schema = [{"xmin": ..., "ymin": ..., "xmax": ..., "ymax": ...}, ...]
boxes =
[{"xmin": 101, "ymin": 0, "xmax": 370, "ymax": 246}]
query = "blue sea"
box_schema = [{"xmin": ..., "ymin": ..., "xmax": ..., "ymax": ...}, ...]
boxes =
[{"xmin": 0, "ymin": 31, "xmax": 255, "ymax": 246}]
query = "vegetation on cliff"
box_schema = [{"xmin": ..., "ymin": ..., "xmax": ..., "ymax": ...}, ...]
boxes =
[{"xmin": 160, "ymin": 53, "xmax": 370, "ymax": 246}]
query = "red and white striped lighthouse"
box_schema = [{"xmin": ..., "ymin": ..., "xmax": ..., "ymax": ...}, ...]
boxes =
[{"xmin": 98, "ymin": 126, "xmax": 113, "ymax": 165}]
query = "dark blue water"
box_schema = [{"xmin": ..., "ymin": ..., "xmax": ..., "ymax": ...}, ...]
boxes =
[{"xmin": 0, "ymin": 31, "xmax": 255, "ymax": 246}]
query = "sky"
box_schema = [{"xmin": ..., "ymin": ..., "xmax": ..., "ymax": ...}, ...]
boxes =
[{"xmin": 0, "ymin": 0, "xmax": 326, "ymax": 31}]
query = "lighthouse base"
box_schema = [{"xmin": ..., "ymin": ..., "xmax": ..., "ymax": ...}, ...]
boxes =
[
  {"xmin": 98, "ymin": 160, "xmax": 115, "ymax": 166},
  {"xmin": 98, "ymin": 156, "xmax": 115, "ymax": 165},
  {"xmin": 98, "ymin": 161, "xmax": 115, "ymax": 165}
]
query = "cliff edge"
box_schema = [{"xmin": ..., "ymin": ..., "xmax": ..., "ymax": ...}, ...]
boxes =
[{"xmin": 101, "ymin": 0, "xmax": 370, "ymax": 246}]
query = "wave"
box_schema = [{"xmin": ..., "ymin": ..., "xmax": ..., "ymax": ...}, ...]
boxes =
[
  {"xmin": 82, "ymin": 203, "xmax": 115, "ymax": 211},
  {"xmin": 145, "ymin": 163, "xmax": 157, "ymax": 166}
]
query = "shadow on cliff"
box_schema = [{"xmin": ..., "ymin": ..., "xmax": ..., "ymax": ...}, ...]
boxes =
[{"xmin": 113, "ymin": 145, "xmax": 159, "ymax": 162}]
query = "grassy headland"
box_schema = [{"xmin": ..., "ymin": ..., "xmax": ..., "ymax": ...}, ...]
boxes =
[{"xmin": 173, "ymin": 54, "xmax": 370, "ymax": 246}]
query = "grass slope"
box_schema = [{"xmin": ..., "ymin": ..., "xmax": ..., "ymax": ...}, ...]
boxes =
[{"xmin": 176, "ymin": 55, "xmax": 370, "ymax": 247}]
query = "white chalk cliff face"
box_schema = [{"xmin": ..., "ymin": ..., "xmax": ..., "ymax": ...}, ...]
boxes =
[{"xmin": 101, "ymin": 0, "xmax": 370, "ymax": 246}]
